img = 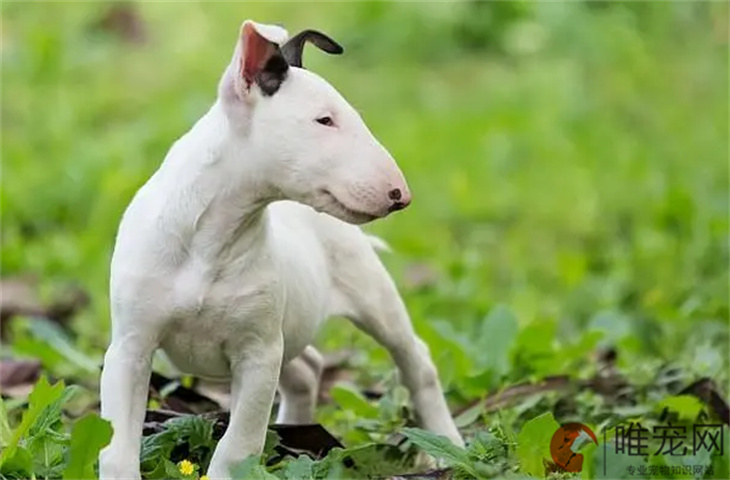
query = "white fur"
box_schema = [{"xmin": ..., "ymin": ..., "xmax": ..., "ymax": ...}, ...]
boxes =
[{"xmin": 99, "ymin": 20, "xmax": 462, "ymax": 480}]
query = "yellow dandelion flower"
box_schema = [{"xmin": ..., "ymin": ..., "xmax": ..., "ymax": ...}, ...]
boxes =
[
  {"xmin": 178, "ymin": 459, "xmax": 195, "ymax": 476},
  {"xmin": 201, "ymin": 476, "xmax": 209, "ymax": 480}
]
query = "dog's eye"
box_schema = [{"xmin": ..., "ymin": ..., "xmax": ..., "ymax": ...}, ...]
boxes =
[{"xmin": 315, "ymin": 116, "xmax": 335, "ymax": 127}]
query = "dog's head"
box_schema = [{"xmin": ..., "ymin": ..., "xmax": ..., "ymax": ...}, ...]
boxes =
[{"xmin": 218, "ymin": 21, "xmax": 410, "ymax": 224}]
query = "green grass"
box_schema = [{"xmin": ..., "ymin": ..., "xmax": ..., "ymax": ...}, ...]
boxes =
[{"xmin": 1, "ymin": 2, "xmax": 728, "ymax": 479}]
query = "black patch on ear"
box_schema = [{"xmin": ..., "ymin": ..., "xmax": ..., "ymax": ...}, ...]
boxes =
[
  {"xmin": 281, "ymin": 29, "xmax": 344, "ymax": 68},
  {"xmin": 255, "ymin": 53, "xmax": 289, "ymax": 96}
]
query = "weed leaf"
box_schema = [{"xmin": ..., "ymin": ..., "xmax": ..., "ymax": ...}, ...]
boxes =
[
  {"xmin": 63, "ymin": 413, "xmax": 112, "ymax": 480},
  {"xmin": 515, "ymin": 412, "xmax": 559, "ymax": 478}
]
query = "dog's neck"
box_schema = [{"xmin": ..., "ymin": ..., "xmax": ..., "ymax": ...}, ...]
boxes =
[{"xmin": 158, "ymin": 101, "xmax": 275, "ymax": 265}]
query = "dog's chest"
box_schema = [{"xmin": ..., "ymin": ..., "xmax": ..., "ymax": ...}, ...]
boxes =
[
  {"xmin": 158, "ymin": 242, "xmax": 329, "ymax": 379},
  {"xmin": 159, "ymin": 271, "xmax": 276, "ymax": 379}
]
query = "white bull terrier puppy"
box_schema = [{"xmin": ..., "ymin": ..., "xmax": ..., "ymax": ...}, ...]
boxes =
[{"xmin": 99, "ymin": 20, "xmax": 463, "ymax": 479}]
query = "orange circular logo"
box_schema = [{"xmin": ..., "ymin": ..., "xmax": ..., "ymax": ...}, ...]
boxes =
[{"xmin": 550, "ymin": 423, "xmax": 598, "ymax": 472}]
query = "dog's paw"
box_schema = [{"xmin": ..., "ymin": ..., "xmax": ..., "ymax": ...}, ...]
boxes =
[{"xmin": 412, "ymin": 450, "xmax": 443, "ymax": 471}]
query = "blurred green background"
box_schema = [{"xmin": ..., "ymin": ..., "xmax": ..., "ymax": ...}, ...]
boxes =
[{"xmin": 1, "ymin": 1, "xmax": 728, "ymax": 473}]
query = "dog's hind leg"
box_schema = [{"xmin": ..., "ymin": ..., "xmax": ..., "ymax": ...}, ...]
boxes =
[
  {"xmin": 329, "ymin": 239, "xmax": 464, "ymax": 446},
  {"xmin": 276, "ymin": 346, "xmax": 323, "ymax": 424}
]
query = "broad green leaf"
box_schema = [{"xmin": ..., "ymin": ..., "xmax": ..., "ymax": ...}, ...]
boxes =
[
  {"xmin": 230, "ymin": 455, "xmax": 278, "ymax": 480},
  {"xmin": 515, "ymin": 412, "xmax": 560, "ymax": 478},
  {"xmin": 63, "ymin": 413, "xmax": 113, "ymax": 480},
  {"xmin": 0, "ymin": 376, "xmax": 65, "ymax": 467},
  {"xmin": 310, "ymin": 447, "xmax": 346, "ymax": 479},
  {"xmin": 477, "ymin": 304, "xmax": 518, "ymax": 376},
  {"xmin": 281, "ymin": 454, "xmax": 314, "ymax": 480},
  {"xmin": 0, "ymin": 445, "xmax": 33, "ymax": 479},
  {"xmin": 145, "ymin": 458, "xmax": 187, "ymax": 480},
  {"xmin": 592, "ymin": 441, "xmax": 636, "ymax": 479},
  {"xmin": 330, "ymin": 384, "xmax": 379, "ymax": 419},
  {"xmin": 164, "ymin": 415, "xmax": 215, "ymax": 458},
  {"xmin": 401, "ymin": 428, "xmax": 478, "ymax": 478},
  {"xmin": 514, "ymin": 320, "xmax": 559, "ymax": 376},
  {"xmin": 141, "ymin": 430, "xmax": 176, "ymax": 469},
  {"xmin": 656, "ymin": 395, "xmax": 704, "ymax": 421},
  {"xmin": 419, "ymin": 319, "xmax": 473, "ymax": 387}
]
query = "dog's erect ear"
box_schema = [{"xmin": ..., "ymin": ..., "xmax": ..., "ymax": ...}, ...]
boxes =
[
  {"xmin": 235, "ymin": 21, "xmax": 289, "ymax": 97},
  {"xmin": 281, "ymin": 29, "xmax": 344, "ymax": 68}
]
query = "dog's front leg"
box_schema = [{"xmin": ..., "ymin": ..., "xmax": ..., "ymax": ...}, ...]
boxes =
[
  {"xmin": 99, "ymin": 338, "xmax": 156, "ymax": 480},
  {"xmin": 206, "ymin": 333, "xmax": 284, "ymax": 479}
]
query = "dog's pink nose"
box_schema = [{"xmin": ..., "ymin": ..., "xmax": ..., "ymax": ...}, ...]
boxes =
[{"xmin": 387, "ymin": 188, "xmax": 411, "ymax": 212}]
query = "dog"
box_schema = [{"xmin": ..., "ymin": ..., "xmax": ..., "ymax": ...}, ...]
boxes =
[{"xmin": 99, "ymin": 20, "xmax": 463, "ymax": 479}]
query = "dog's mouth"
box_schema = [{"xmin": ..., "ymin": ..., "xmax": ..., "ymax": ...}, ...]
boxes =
[{"xmin": 318, "ymin": 189, "xmax": 378, "ymax": 224}]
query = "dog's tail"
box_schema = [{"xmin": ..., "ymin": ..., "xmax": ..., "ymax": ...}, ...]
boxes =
[{"xmin": 366, "ymin": 234, "xmax": 391, "ymax": 253}]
